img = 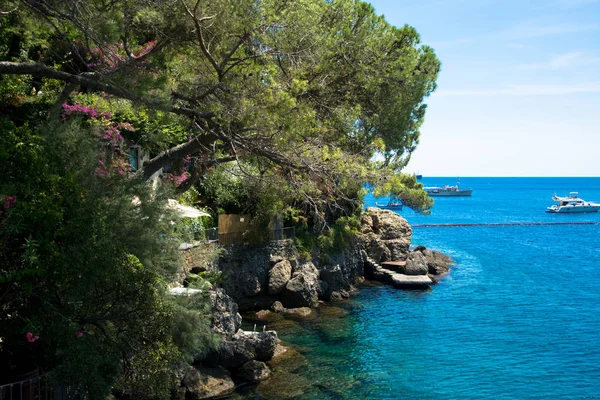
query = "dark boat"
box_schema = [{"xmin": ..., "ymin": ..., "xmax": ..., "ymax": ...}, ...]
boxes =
[
  {"xmin": 424, "ymin": 178, "xmax": 472, "ymax": 197},
  {"xmin": 375, "ymin": 199, "xmax": 403, "ymax": 210}
]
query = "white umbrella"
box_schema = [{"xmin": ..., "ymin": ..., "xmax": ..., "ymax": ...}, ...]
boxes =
[{"xmin": 167, "ymin": 199, "xmax": 211, "ymax": 218}]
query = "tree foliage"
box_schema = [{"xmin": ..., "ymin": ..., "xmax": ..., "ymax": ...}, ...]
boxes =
[{"xmin": 0, "ymin": 0, "xmax": 440, "ymax": 219}]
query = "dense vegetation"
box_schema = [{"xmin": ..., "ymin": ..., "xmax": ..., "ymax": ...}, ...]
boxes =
[{"xmin": 0, "ymin": 0, "xmax": 439, "ymax": 397}]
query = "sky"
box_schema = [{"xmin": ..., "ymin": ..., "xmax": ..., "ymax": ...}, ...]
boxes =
[{"xmin": 367, "ymin": 0, "xmax": 600, "ymax": 177}]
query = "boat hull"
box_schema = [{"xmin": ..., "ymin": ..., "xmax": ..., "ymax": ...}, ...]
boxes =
[
  {"xmin": 426, "ymin": 190, "xmax": 472, "ymax": 197},
  {"xmin": 375, "ymin": 205, "xmax": 403, "ymax": 210},
  {"xmin": 546, "ymin": 205, "xmax": 600, "ymax": 213}
]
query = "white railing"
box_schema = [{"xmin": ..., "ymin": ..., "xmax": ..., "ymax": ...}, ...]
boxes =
[{"xmin": 0, "ymin": 373, "xmax": 74, "ymax": 400}]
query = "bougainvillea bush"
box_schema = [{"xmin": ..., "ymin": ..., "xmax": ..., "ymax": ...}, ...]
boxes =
[{"xmin": 0, "ymin": 118, "xmax": 217, "ymax": 398}]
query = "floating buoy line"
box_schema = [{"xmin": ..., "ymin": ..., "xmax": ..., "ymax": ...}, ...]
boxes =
[{"xmin": 412, "ymin": 221, "xmax": 600, "ymax": 228}]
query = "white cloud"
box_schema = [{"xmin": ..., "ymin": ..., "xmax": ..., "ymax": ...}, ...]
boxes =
[
  {"xmin": 431, "ymin": 22, "xmax": 598, "ymax": 50},
  {"xmin": 521, "ymin": 51, "xmax": 600, "ymax": 70},
  {"xmin": 501, "ymin": 22, "xmax": 599, "ymax": 39},
  {"xmin": 436, "ymin": 82, "xmax": 600, "ymax": 96}
]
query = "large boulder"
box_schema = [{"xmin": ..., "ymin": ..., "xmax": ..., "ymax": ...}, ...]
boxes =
[
  {"xmin": 400, "ymin": 252, "xmax": 429, "ymax": 276},
  {"xmin": 292, "ymin": 261, "xmax": 319, "ymax": 277},
  {"xmin": 420, "ymin": 249, "xmax": 453, "ymax": 275},
  {"xmin": 201, "ymin": 330, "xmax": 279, "ymax": 369},
  {"xmin": 280, "ymin": 272, "xmax": 319, "ymax": 308},
  {"xmin": 360, "ymin": 208, "xmax": 412, "ymax": 264},
  {"xmin": 209, "ymin": 289, "xmax": 242, "ymax": 336},
  {"xmin": 181, "ymin": 365, "xmax": 235, "ymax": 400},
  {"xmin": 268, "ymin": 260, "xmax": 292, "ymax": 295},
  {"xmin": 365, "ymin": 207, "xmax": 412, "ymax": 240}
]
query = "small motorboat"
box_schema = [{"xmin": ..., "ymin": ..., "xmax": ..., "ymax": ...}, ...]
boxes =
[
  {"xmin": 546, "ymin": 192, "xmax": 600, "ymax": 213},
  {"xmin": 375, "ymin": 199, "xmax": 403, "ymax": 210}
]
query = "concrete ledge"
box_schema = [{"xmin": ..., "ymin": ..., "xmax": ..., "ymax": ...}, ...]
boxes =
[
  {"xmin": 168, "ymin": 287, "xmax": 202, "ymax": 296},
  {"xmin": 391, "ymin": 274, "xmax": 432, "ymax": 287}
]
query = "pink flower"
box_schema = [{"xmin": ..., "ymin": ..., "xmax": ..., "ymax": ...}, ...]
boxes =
[
  {"xmin": 2, "ymin": 196, "xmax": 17, "ymax": 209},
  {"xmin": 75, "ymin": 331, "xmax": 83, "ymax": 338},
  {"xmin": 26, "ymin": 332, "xmax": 39, "ymax": 343}
]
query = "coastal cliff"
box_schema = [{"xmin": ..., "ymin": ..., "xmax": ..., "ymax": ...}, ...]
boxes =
[{"xmin": 177, "ymin": 208, "xmax": 453, "ymax": 398}]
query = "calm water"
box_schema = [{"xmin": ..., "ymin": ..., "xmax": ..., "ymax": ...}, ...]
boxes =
[{"xmin": 237, "ymin": 178, "xmax": 600, "ymax": 399}]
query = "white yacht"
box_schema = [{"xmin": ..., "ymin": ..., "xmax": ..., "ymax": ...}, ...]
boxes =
[{"xmin": 546, "ymin": 192, "xmax": 600, "ymax": 213}]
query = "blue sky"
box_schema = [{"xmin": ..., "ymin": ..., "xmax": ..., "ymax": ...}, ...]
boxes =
[{"xmin": 367, "ymin": 0, "xmax": 600, "ymax": 176}]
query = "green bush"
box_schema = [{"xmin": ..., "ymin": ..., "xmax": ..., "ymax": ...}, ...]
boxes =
[{"xmin": 0, "ymin": 119, "xmax": 218, "ymax": 397}]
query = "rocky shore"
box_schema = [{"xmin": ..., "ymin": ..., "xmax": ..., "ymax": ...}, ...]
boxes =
[{"xmin": 174, "ymin": 208, "xmax": 453, "ymax": 399}]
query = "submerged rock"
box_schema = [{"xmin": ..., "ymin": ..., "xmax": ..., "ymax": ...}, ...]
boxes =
[
  {"xmin": 236, "ymin": 360, "xmax": 271, "ymax": 383},
  {"xmin": 258, "ymin": 346, "xmax": 311, "ymax": 399},
  {"xmin": 255, "ymin": 309, "xmax": 281, "ymax": 322},
  {"xmin": 255, "ymin": 370, "xmax": 312, "ymax": 399},
  {"xmin": 181, "ymin": 365, "xmax": 235, "ymax": 400},
  {"xmin": 317, "ymin": 305, "xmax": 349, "ymax": 319},
  {"xmin": 281, "ymin": 307, "xmax": 314, "ymax": 318},
  {"xmin": 271, "ymin": 301, "xmax": 284, "ymax": 312}
]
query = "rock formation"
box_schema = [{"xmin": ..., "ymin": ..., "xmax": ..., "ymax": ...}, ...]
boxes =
[
  {"xmin": 360, "ymin": 207, "xmax": 412, "ymax": 262},
  {"xmin": 180, "ymin": 365, "xmax": 235, "ymax": 400},
  {"xmin": 359, "ymin": 207, "xmax": 453, "ymax": 287},
  {"xmin": 175, "ymin": 206, "xmax": 453, "ymax": 398}
]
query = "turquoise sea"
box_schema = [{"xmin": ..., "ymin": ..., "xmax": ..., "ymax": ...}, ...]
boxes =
[{"xmin": 237, "ymin": 178, "xmax": 600, "ymax": 399}]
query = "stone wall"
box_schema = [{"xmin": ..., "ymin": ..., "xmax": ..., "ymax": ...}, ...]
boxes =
[
  {"xmin": 218, "ymin": 241, "xmax": 298, "ymax": 304},
  {"xmin": 216, "ymin": 238, "xmax": 366, "ymax": 310}
]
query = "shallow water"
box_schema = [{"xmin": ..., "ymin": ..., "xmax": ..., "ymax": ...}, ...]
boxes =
[{"xmin": 235, "ymin": 178, "xmax": 600, "ymax": 399}]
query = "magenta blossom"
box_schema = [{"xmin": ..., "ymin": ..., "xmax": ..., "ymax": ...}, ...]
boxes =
[
  {"xmin": 2, "ymin": 195, "xmax": 16, "ymax": 209},
  {"xmin": 26, "ymin": 332, "xmax": 39, "ymax": 343}
]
